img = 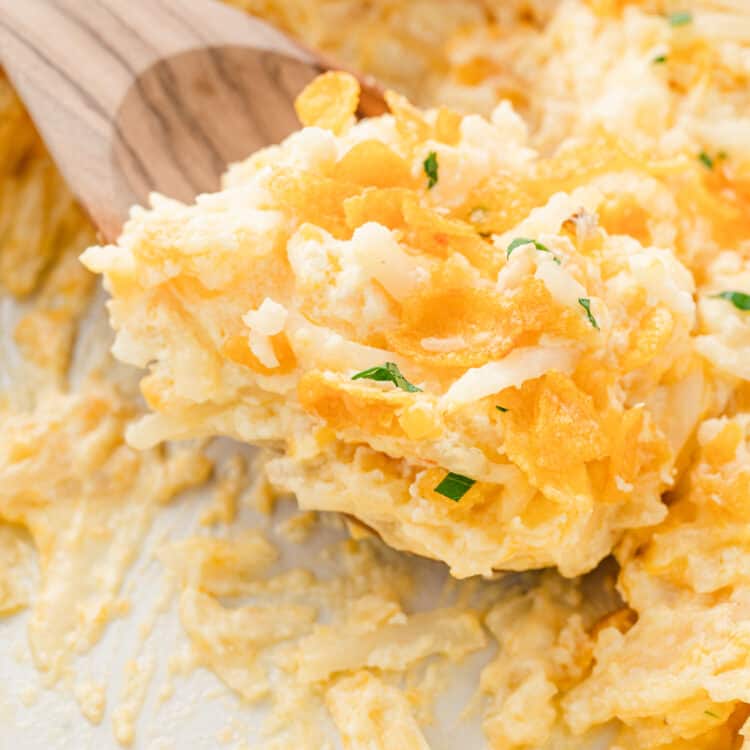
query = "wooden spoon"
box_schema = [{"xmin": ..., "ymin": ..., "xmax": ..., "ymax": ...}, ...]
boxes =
[{"xmin": 0, "ymin": 0, "xmax": 386, "ymax": 241}]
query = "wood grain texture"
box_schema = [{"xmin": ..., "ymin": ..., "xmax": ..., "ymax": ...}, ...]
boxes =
[{"xmin": 0, "ymin": 0, "xmax": 386, "ymax": 241}]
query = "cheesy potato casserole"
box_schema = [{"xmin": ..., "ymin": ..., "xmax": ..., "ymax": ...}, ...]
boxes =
[
  {"xmin": 4, "ymin": 0, "xmax": 750, "ymax": 748},
  {"xmin": 85, "ymin": 74, "xmax": 745, "ymax": 582},
  {"xmin": 83, "ymin": 86, "xmax": 694, "ymax": 579}
]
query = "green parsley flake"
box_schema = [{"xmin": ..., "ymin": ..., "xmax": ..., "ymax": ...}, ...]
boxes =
[
  {"xmin": 704, "ymin": 710, "xmax": 719, "ymax": 719},
  {"xmin": 352, "ymin": 362, "xmax": 422, "ymax": 392},
  {"xmin": 698, "ymin": 151, "xmax": 714, "ymax": 170},
  {"xmin": 668, "ymin": 10, "xmax": 692, "ymax": 26},
  {"xmin": 423, "ymin": 151, "xmax": 438, "ymax": 189},
  {"xmin": 652, "ymin": 54, "xmax": 668, "ymax": 64},
  {"xmin": 714, "ymin": 290, "xmax": 750, "ymax": 311},
  {"xmin": 578, "ymin": 298, "xmax": 599, "ymax": 329},
  {"xmin": 434, "ymin": 472, "xmax": 476, "ymax": 502},
  {"xmin": 507, "ymin": 237, "xmax": 544, "ymax": 257},
  {"xmin": 506, "ymin": 237, "xmax": 560, "ymax": 264},
  {"xmin": 495, "ymin": 405, "xmax": 508, "ymax": 413}
]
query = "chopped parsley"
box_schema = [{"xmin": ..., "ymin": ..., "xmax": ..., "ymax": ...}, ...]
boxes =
[
  {"xmin": 578, "ymin": 298, "xmax": 599, "ymax": 329},
  {"xmin": 705, "ymin": 710, "xmax": 719, "ymax": 719},
  {"xmin": 423, "ymin": 151, "xmax": 439, "ymax": 189},
  {"xmin": 351, "ymin": 362, "xmax": 422, "ymax": 392},
  {"xmin": 507, "ymin": 237, "xmax": 547, "ymax": 257},
  {"xmin": 506, "ymin": 237, "xmax": 561, "ymax": 264},
  {"xmin": 668, "ymin": 10, "xmax": 692, "ymax": 26},
  {"xmin": 652, "ymin": 54, "xmax": 668, "ymax": 64},
  {"xmin": 495, "ymin": 405, "xmax": 509, "ymax": 413},
  {"xmin": 713, "ymin": 290, "xmax": 750, "ymax": 311},
  {"xmin": 698, "ymin": 151, "xmax": 714, "ymax": 170},
  {"xmin": 434, "ymin": 472, "xmax": 475, "ymax": 502}
]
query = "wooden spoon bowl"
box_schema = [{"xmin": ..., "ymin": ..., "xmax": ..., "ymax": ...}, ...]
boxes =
[
  {"xmin": 0, "ymin": 0, "xmax": 385, "ymax": 241},
  {"xmin": 112, "ymin": 46, "xmax": 321, "ymax": 216}
]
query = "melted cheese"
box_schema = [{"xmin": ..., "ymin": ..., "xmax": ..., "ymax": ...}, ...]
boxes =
[
  {"xmin": 0, "ymin": 385, "xmax": 211, "ymax": 680},
  {"xmin": 326, "ymin": 672, "xmax": 430, "ymax": 750}
]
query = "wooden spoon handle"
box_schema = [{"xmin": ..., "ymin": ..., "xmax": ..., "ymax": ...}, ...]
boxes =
[
  {"xmin": 0, "ymin": 0, "xmax": 384, "ymax": 240},
  {"xmin": 0, "ymin": 0, "xmax": 315, "ymax": 115}
]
